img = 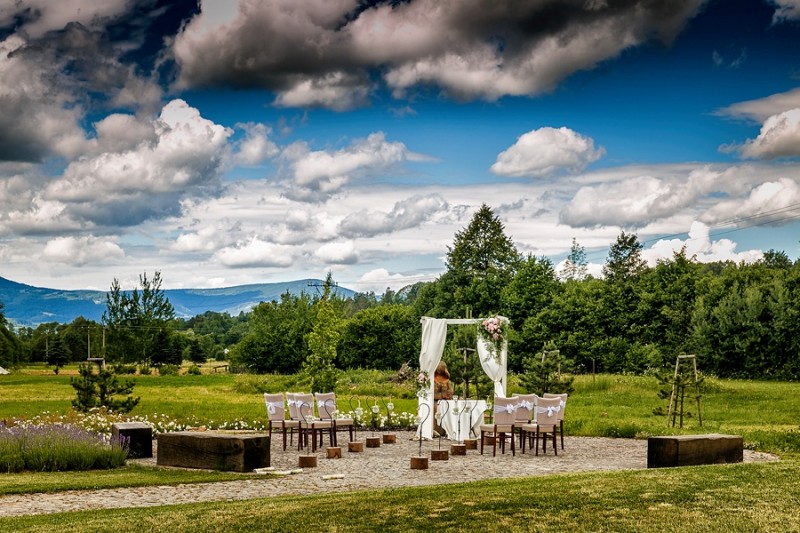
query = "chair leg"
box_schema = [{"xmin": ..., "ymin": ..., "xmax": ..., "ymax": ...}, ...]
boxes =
[
  {"xmin": 480, "ymin": 430, "xmax": 485, "ymax": 455},
  {"xmin": 553, "ymin": 430, "xmax": 558, "ymax": 456},
  {"xmin": 560, "ymin": 420, "xmax": 565, "ymax": 450},
  {"xmin": 493, "ymin": 426, "xmax": 498, "ymax": 457},
  {"xmin": 535, "ymin": 429, "xmax": 540, "ymax": 456}
]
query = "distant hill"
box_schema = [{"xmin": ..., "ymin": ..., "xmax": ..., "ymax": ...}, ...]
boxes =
[{"xmin": 0, "ymin": 276, "xmax": 355, "ymax": 327}]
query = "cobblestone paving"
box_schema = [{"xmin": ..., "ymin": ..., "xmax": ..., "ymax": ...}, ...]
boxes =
[{"xmin": 0, "ymin": 433, "xmax": 777, "ymax": 517}]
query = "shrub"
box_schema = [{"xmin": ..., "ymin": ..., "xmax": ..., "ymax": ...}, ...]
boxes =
[
  {"xmin": 0, "ymin": 423, "xmax": 127, "ymax": 473},
  {"xmin": 187, "ymin": 364, "xmax": 202, "ymax": 375},
  {"xmin": 158, "ymin": 364, "xmax": 180, "ymax": 376}
]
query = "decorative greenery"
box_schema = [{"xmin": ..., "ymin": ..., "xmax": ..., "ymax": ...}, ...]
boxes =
[
  {"xmin": 415, "ymin": 370, "xmax": 430, "ymax": 399},
  {"xmin": 303, "ymin": 282, "xmax": 341, "ymax": 394},
  {"xmin": 478, "ymin": 315, "xmax": 506, "ymax": 362}
]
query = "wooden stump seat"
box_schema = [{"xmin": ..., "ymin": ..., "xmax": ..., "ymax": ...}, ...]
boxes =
[
  {"xmin": 157, "ymin": 432, "xmax": 270, "ymax": 472},
  {"xmin": 647, "ymin": 434, "xmax": 743, "ymax": 468}
]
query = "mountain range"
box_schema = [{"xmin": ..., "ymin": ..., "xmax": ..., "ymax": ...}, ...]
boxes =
[{"xmin": 0, "ymin": 276, "xmax": 355, "ymax": 327}]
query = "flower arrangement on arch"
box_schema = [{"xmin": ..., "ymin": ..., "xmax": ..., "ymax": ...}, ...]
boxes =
[
  {"xmin": 416, "ymin": 370, "xmax": 430, "ymax": 399},
  {"xmin": 478, "ymin": 315, "xmax": 507, "ymax": 362}
]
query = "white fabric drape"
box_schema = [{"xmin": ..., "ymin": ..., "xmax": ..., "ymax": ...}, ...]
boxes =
[
  {"xmin": 477, "ymin": 336, "xmax": 507, "ymax": 398},
  {"xmin": 417, "ymin": 318, "xmax": 448, "ymax": 439}
]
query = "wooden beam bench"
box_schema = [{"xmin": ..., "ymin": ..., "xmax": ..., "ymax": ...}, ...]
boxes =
[
  {"xmin": 157, "ymin": 432, "xmax": 270, "ymax": 472},
  {"xmin": 647, "ymin": 434, "xmax": 743, "ymax": 468}
]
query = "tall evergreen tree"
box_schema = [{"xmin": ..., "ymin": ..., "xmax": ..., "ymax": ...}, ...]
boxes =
[
  {"xmin": 603, "ymin": 231, "xmax": 647, "ymax": 282},
  {"xmin": 426, "ymin": 204, "xmax": 520, "ymax": 317}
]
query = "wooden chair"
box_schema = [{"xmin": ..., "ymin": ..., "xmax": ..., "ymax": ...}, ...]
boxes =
[
  {"xmin": 512, "ymin": 394, "xmax": 537, "ymax": 448},
  {"xmin": 543, "ymin": 393, "xmax": 568, "ymax": 450},
  {"xmin": 520, "ymin": 396, "xmax": 561, "ymax": 455},
  {"xmin": 315, "ymin": 392, "xmax": 354, "ymax": 446},
  {"xmin": 263, "ymin": 393, "xmax": 298, "ymax": 450},
  {"xmin": 293, "ymin": 393, "xmax": 333, "ymax": 452},
  {"xmin": 480, "ymin": 396, "xmax": 517, "ymax": 457}
]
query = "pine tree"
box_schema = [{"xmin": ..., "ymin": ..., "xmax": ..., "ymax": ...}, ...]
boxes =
[{"xmin": 71, "ymin": 363, "xmax": 140, "ymax": 413}]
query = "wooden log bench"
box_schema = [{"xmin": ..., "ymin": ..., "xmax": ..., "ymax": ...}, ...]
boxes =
[
  {"xmin": 157, "ymin": 432, "xmax": 270, "ymax": 472},
  {"xmin": 112, "ymin": 422, "xmax": 153, "ymax": 458},
  {"xmin": 647, "ymin": 434, "xmax": 743, "ymax": 468}
]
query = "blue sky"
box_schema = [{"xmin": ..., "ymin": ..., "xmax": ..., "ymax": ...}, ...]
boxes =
[{"xmin": 1, "ymin": 0, "xmax": 800, "ymax": 293}]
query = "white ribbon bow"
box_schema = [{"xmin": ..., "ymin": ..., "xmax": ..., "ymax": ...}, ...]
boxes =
[
  {"xmin": 494, "ymin": 404, "xmax": 517, "ymax": 414},
  {"xmin": 536, "ymin": 405, "xmax": 561, "ymax": 417},
  {"xmin": 517, "ymin": 400, "xmax": 533, "ymax": 411},
  {"xmin": 266, "ymin": 402, "xmax": 281, "ymax": 415}
]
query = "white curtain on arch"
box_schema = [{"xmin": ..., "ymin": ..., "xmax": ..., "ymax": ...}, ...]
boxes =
[
  {"xmin": 417, "ymin": 318, "xmax": 448, "ymax": 439},
  {"xmin": 477, "ymin": 337, "xmax": 507, "ymax": 398}
]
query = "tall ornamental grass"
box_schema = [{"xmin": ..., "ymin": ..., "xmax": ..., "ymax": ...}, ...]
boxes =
[{"xmin": 0, "ymin": 423, "xmax": 127, "ymax": 473}]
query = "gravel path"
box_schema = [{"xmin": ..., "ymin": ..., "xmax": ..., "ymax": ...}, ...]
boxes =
[{"xmin": 0, "ymin": 432, "xmax": 778, "ymax": 518}]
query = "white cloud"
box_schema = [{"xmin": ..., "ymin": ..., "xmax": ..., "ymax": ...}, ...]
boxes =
[
  {"xmin": 339, "ymin": 194, "xmax": 448, "ymax": 237},
  {"xmin": 234, "ymin": 123, "xmax": 278, "ymax": 166},
  {"xmin": 1, "ymin": 1, "xmax": 130, "ymax": 38},
  {"xmin": 43, "ymin": 99, "xmax": 232, "ymax": 226},
  {"xmin": 42, "ymin": 236, "xmax": 125, "ymax": 266},
  {"xmin": 716, "ymin": 88, "xmax": 800, "ymax": 122},
  {"xmin": 274, "ymin": 72, "xmax": 372, "ymax": 111},
  {"xmin": 353, "ymin": 268, "xmax": 433, "ymax": 293},
  {"xmin": 491, "ymin": 127, "xmax": 605, "ymax": 178},
  {"xmin": 643, "ymin": 221, "xmax": 762, "ymax": 265},
  {"xmin": 314, "ymin": 241, "xmax": 359, "ymax": 264},
  {"xmin": 737, "ymin": 109, "xmax": 800, "ymax": 159},
  {"xmin": 281, "ymin": 132, "xmax": 422, "ymax": 201},
  {"xmin": 700, "ymin": 178, "xmax": 800, "ymax": 226},
  {"xmin": 213, "ymin": 238, "xmax": 295, "ymax": 268}
]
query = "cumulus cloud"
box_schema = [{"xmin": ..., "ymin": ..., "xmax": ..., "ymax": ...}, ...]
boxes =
[
  {"xmin": 42, "ymin": 235, "xmax": 125, "ymax": 266},
  {"xmin": 234, "ymin": 123, "xmax": 279, "ymax": 166},
  {"xmin": 339, "ymin": 194, "xmax": 448, "ymax": 237},
  {"xmin": 353, "ymin": 268, "xmax": 434, "ymax": 293},
  {"xmin": 44, "ymin": 99, "xmax": 232, "ymax": 226},
  {"xmin": 643, "ymin": 221, "xmax": 762, "ymax": 265},
  {"xmin": 736, "ymin": 109, "xmax": 800, "ymax": 159},
  {"xmin": 173, "ymin": 0, "xmax": 704, "ymax": 108},
  {"xmin": 715, "ymin": 88, "xmax": 800, "ymax": 123},
  {"xmin": 281, "ymin": 132, "xmax": 423, "ymax": 201},
  {"xmin": 559, "ymin": 164, "xmax": 800, "ymax": 229},
  {"xmin": 213, "ymin": 238, "xmax": 295, "ymax": 268},
  {"xmin": 491, "ymin": 127, "xmax": 605, "ymax": 178},
  {"xmin": 700, "ymin": 178, "xmax": 800, "ymax": 226},
  {"xmin": 314, "ymin": 241, "xmax": 359, "ymax": 264}
]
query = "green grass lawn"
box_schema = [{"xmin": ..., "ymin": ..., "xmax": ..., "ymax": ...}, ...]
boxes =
[{"xmin": 2, "ymin": 368, "xmax": 800, "ymax": 531}]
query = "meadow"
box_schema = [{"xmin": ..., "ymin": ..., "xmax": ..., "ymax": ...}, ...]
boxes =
[{"xmin": 2, "ymin": 366, "xmax": 799, "ymax": 531}]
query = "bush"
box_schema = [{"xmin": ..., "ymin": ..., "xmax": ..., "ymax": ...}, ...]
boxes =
[
  {"xmin": 158, "ymin": 364, "xmax": 180, "ymax": 376},
  {"xmin": 187, "ymin": 365, "xmax": 202, "ymax": 375},
  {"xmin": 0, "ymin": 423, "xmax": 127, "ymax": 473}
]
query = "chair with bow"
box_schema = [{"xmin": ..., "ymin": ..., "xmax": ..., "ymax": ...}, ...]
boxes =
[
  {"xmin": 520, "ymin": 396, "xmax": 561, "ymax": 455},
  {"xmin": 543, "ymin": 392, "xmax": 568, "ymax": 450},
  {"xmin": 480, "ymin": 396, "xmax": 517, "ymax": 457},
  {"xmin": 315, "ymin": 392, "xmax": 354, "ymax": 446},
  {"xmin": 512, "ymin": 394, "xmax": 537, "ymax": 447},
  {"xmin": 293, "ymin": 392, "xmax": 334, "ymax": 452},
  {"xmin": 263, "ymin": 393, "xmax": 299, "ymax": 450}
]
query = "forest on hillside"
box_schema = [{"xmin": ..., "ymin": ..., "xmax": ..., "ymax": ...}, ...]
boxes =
[{"xmin": 2, "ymin": 205, "xmax": 799, "ymax": 381}]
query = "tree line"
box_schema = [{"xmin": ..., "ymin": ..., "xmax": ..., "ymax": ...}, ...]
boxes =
[{"xmin": 2, "ymin": 204, "xmax": 799, "ymax": 380}]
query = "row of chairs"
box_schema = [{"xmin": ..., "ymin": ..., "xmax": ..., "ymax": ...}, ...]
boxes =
[
  {"xmin": 264, "ymin": 392, "xmax": 354, "ymax": 451},
  {"xmin": 480, "ymin": 393, "xmax": 567, "ymax": 457}
]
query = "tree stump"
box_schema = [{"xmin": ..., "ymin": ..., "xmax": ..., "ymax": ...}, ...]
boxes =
[
  {"xmin": 383, "ymin": 434, "xmax": 397, "ymax": 444},
  {"xmin": 298, "ymin": 455, "xmax": 318, "ymax": 468},
  {"xmin": 450, "ymin": 443, "xmax": 467, "ymax": 456},
  {"xmin": 326, "ymin": 447, "xmax": 342, "ymax": 459},
  {"xmin": 463, "ymin": 438, "xmax": 478, "ymax": 450},
  {"xmin": 410, "ymin": 456, "xmax": 429, "ymax": 469},
  {"xmin": 431, "ymin": 449, "xmax": 449, "ymax": 461},
  {"xmin": 366, "ymin": 436, "xmax": 381, "ymax": 448},
  {"xmin": 348, "ymin": 441, "xmax": 364, "ymax": 453}
]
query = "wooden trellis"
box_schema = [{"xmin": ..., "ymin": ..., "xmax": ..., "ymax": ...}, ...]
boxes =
[{"xmin": 666, "ymin": 354, "xmax": 702, "ymax": 428}]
